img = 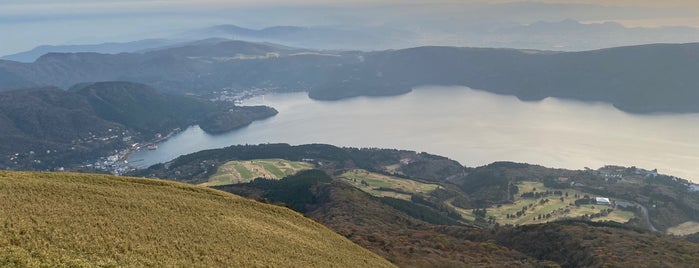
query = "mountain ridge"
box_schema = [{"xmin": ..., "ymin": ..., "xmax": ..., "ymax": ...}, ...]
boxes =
[
  {"xmin": 1, "ymin": 40, "xmax": 698, "ymax": 113},
  {"xmin": 0, "ymin": 39, "xmax": 178, "ymax": 63}
]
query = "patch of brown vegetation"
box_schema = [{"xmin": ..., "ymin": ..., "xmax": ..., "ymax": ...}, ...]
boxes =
[{"xmin": 0, "ymin": 171, "xmax": 394, "ymax": 267}]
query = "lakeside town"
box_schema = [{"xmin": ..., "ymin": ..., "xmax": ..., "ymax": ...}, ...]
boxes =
[
  {"xmin": 85, "ymin": 129, "xmax": 181, "ymax": 175},
  {"xmin": 86, "ymin": 87, "xmax": 274, "ymax": 175}
]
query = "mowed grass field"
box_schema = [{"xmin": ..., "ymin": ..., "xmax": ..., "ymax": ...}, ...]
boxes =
[
  {"xmin": 0, "ymin": 171, "xmax": 395, "ymax": 267},
  {"xmin": 667, "ymin": 221, "xmax": 699, "ymax": 236},
  {"xmin": 338, "ymin": 169, "xmax": 439, "ymax": 200},
  {"xmin": 205, "ymin": 159, "xmax": 314, "ymax": 186},
  {"xmin": 457, "ymin": 181, "xmax": 635, "ymax": 225}
]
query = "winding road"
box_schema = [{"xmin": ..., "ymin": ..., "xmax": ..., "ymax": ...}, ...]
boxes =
[{"xmin": 617, "ymin": 200, "xmax": 657, "ymax": 232}]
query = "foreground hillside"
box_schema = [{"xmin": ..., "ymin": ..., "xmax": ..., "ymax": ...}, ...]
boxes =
[{"xmin": 0, "ymin": 171, "xmax": 393, "ymax": 267}]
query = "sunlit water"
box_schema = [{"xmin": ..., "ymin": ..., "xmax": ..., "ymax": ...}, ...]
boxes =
[{"xmin": 129, "ymin": 86, "xmax": 699, "ymax": 183}]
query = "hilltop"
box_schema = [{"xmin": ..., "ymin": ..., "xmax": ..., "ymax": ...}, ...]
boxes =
[{"xmin": 0, "ymin": 171, "xmax": 393, "ymax": 267}]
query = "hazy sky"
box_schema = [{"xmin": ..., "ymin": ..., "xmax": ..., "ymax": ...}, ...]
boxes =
[{"xmin": 2, "ymin": 0, "xmax": 699, "ymax": 56}]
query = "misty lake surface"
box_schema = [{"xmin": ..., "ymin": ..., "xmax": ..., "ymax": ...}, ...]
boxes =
[{"xmin": 129, "ymin": 86, "xmax": 699, "ymax": 182}]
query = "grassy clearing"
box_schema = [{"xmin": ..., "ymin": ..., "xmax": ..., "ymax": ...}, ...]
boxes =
[
  {"xmin": 383, "ymin": 164, "xmax": 403, "ymax": 175},
  {"xmin": 234, "ymin": 165, "xmax": 253, "ymax": 180},
  {"xmin": 205, "ymin": 159, "xmax": 314, "ymax": 186},
  {"xmin": 338, "ymin": 169, "xmax": 439, "ymax": 201},
  {"xmin": 0, "ymin": 171, "xmax": 394, "ymax": 267},
  {"xmin": 468, "ymin": 181, "xmax": 635, "ymax": 225},
  {"xmin": 667, "ymin": 221, "xmax": 699, "ymax": 236}
]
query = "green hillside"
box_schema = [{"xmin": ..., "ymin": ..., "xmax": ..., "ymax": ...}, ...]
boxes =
[
  {"xmin": 0, "ymin": 171, "xmax": 394, "ymax": 267},
  {"xmin": 72, "ymin": 81, "xmax": 277, "ymax": 135},
  {"xmin": 205, "ymin": 159, "xmax": 313, "ymax": 186},
  {"xmin": 72, "ymin": 81, "xmax": 213, "ymax": 134}
]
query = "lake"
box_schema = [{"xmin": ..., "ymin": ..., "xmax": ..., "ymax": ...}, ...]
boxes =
[{"xmin": 129, "ymin": 86, "xmax": 699, "ymax": 182}]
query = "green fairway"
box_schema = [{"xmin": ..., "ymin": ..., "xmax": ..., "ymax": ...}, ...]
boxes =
[
  {"xmin": 205, "ymin": 159, "xmax": 314, "ymax": 186},
  {"xmin": 338, "ymin": 169, "xmax": 439, "ymax": 200},
  {"xmin": 458, "ymin": 181, "xmax": 636, "ymax": 225}
]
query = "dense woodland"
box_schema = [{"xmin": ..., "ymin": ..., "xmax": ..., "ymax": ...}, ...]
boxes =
[{"xmin": 0, "ymin": 81, "xmax": 276, "ymax": 170}]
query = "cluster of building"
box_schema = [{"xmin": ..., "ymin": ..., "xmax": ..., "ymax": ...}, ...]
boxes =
[
  {"xmin": 84, "ymin": 149, "xmax": 134, "ymax": 175},
  {"xmin": 209, "ymin": 87, "xmax": 277, "ymax": 103}
]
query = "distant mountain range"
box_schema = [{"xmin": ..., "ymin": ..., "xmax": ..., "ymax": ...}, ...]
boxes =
[
  {"xmin": 0, "ymin": 39, "xmax": 179, "ymax": 63},
  {"xmin": 190, "ymin": 24, "xmax": 417, "ymax": 51},
  {"xmin": 449, "ymin": 19, "xmax": 699, "ymax": 51},
  {"xmin": 0, "ymin": 39, "xmax": 351, "ymax": 94},
  {"xmin": 1, "ymin": 39, "xmax": 698, "ymax": 114},
  {"xmin": 5, "ymin": 19, "xmax": 699, "ymax": 63},
  {"xmin": 0, "ymin": 24, "xmax": 414, "ymax": 63},
  {"xmin": 192, "ymin": 21, "xmax": 699, "ymax": 51}
]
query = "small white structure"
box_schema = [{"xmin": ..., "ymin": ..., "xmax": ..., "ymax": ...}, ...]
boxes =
[{"xmin": 595, "ymin": 197, "xmax": 611, "ymax": 206}]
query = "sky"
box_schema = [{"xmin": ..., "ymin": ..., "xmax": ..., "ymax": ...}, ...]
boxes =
[{"xmin": 2, "ymin": 0, "xmax": 699, "ymax": 56}]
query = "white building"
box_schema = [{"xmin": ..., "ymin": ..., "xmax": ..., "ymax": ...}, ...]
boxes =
[{"xmin": 595, "ymin": 197, "xmax": 611, "ymax": 206}]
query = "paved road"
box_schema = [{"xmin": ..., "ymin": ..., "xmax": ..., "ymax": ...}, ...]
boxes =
[
  {"xmin": 617, "ymin": 200, "xmax": 658, "ymax": 232},
  {"xmin": 637, "ymin": 203, "xmax": 658, "ymax": 232}
]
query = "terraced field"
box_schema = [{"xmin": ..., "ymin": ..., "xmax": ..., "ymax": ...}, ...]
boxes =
[
  {"xmin": 205, "ymin": 159, "xmax": 314, "ymax": 186},
  {"xmin": 338, "ymin": 169, "xmax": 439, "ymax": 200}
]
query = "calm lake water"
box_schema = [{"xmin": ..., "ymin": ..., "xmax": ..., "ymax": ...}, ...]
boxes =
[{"xmin": 129, "ymin": 86, "xmax": 699, "ymax": 182}]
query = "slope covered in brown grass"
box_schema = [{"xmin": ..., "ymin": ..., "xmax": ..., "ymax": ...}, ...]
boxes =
[{"xmin": 0, "ymin": 171, "xmax": 394, "ymax": 267}]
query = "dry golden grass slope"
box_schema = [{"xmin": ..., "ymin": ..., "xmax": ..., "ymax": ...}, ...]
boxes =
[{"xmin": 0, "ymin": 171, "xmax": 394, "ymax": 267}]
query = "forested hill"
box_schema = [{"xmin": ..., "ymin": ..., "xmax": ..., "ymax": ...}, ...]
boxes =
[
  {"xmin": 310, "ymin": 43, "xmax": 699, "ymax": 114},
  {"xmin": 1, "ymin": 40, "xmax": 699, "ymax": 113},
  {"xmin": 0, "ymin": 82, "xmax": 276, "ymax": 170},
  {"xmin": 0, "ymin": 40, "xmax": 349, "ymax": 93}
]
